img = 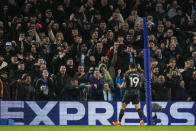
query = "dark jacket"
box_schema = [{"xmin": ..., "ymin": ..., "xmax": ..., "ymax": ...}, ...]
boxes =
[
  {"xmin": 118, "ymin": 51, "xmax": 130, "ymax": 73},
  {"xmin": 182, "ymin": 68, "xmax": 194, "ymax": 89},
  {"xmin": 152, "ymin": 82, "xmax": 171, "ymax": 101},
  {"xmin": 175, "ymin": 86, "xmax": 190, "ymax": 101},
  {"xmin": 16, "ymin": 82, "xmax": 35, "ymax": 100},
  {"xmin": 53, "ymin": 73, "xmax": 71, "ymax": 99},
  {"xmin": 35, "ymin": 77, "xmax": 54, "ymax": 100},
  {"xmin": 59, "ymin": 82, "xmax": 86, "ymax": 100},
  {"xmin": 88, "ymin": 75, "xmax": 105, "ymax": 100},
  {"xmin": 189, "ymin": 79, "xmax": 196, "ymax": 101}
]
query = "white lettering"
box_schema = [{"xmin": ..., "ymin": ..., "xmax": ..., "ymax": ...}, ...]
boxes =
[
  {"xmin": 0, "ymin": 101, "xmax": 195, "ymax": 126},
  {"xmin": 0, "ymin": 101, "xmax": 24, "ymax": 125},
  {"xmin": 26, "ymin": 101, "xmax": 57, "ymax": 125},
  {"xmin": 59, "ymin": 102, "xmax": 85, "ymax": 125},
  {"xmin": 170, "ymin": 102, "xmax": 195, "ymax": 125},
  {"xmin": 88, "ymin": 102, "xmax": 113, "ymax": 125}
]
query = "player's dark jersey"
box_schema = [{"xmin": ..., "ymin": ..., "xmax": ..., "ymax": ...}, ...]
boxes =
[{"xmin": 124, "ymin": 71, "xmax": 141, "ymax": 95}]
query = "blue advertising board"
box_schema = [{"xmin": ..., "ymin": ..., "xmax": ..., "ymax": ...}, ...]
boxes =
[{"xmin": 0, "ymin": 101, "xmax": 195, "ymax": 125}]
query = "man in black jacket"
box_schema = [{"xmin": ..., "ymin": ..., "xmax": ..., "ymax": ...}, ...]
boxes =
[
  {"xmin": 152, "ymin": 74, "xmax": 171, "ymax": 101},
  {"xmin": 53, "ymin": 65, "xmax": 71, "ymax": 100},
  {"xmin": 189, "ymin": 70, "xmax": 196, "ymax": 101},
  {"xmin": 35, "ymin": 69, "xmax": 54, "ymax": 100},
  {"xmin": 16, "ymin": 74, "xmax": 35, "ymax": 100}
]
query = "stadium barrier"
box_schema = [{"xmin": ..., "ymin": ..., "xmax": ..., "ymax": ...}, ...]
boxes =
[{"xmin": 0, "ymin": 101, "xmax": 195, "ymax": 126}]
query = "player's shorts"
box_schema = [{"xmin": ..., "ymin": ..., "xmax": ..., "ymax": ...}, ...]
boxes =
[{"xmin": 122, "ymin": 91, "xmax": 140, "ymax": 104}]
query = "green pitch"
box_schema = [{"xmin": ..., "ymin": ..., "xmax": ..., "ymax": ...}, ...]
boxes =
[{"xmin": 0, "ymin": 126, "xmax": 196, "ymax": 131}]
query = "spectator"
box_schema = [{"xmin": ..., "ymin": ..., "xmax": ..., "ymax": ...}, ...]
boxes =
[
  {"xmin": 156, "ymin": 23, "xmax": 165, "ymax": 43},
  {"xmin": 97, "ymin": 0, "xmax": 113, "ymax": 22},
  {"xmin": 152, "ymin": 47, "xmax": 166, "ymax": 70},
  {"xmin": 193, "ymin": 51, "xmax": 196, "ymax": 67},
  {"xmin": 115, "ymin": 69, "xmax": 124, "ymax": 101},
  {"xmin": 3, "ymin": 42, "xmax": 15, "ymax": 62},
  {"xmin": 103, "ymin": 82, "xmax": 113, "ymax": 101},
  {"xmin": 85, "ymin": 66, "xmax": 95, "ymax": 81},
  {"xmin": 59, "ymin": 78, "xmax": 87, "ymax": 100},
  {"xmin": 166, "ymin": 69, "xmax": 182, "ymax": 100},
  {"xmin": 90, "ymin": 41, "xmax": 107, "ymax": 65},
  {"xmin": 172, "ymin": 7, "xmax": 188, "ymax": 28},
  {"xmin": 76, "ymin": 43, "xmax": 88, "ymax": 69},
  {"xmin": 99, "ymin": 63, "xmax": 114, "ymax": 99},
  {"xmin": 164, "ymin": 58, "xmax": 181, "ymax": 77},
  {"xmin": 182, "ymin": 59, "xmax": 195, "ymax": 89},
  {"xmin": 88, "ymin": 68, "xmax": 104, "ymax": 100},
  {"xmin": 151, "ymin": 66, "xmax": 160, "ymax": 83},
  {"xmin": 153, "ymin": 3, "xmax": 167, "ymax": 24},
  {"xmin": 51, "ymin": 44, "xmax": 69, "ymax": 74},
  {"xmin": 0, "ymin": 4, "xmax": 9, "ymax": 21},
  {"xmin": 130, "ymin": 8, "xmax": 142, "ymax": 24},
  {"xmin": 175, "ymin": 80, "xmax": 191, "ymax": 101},
  {"xmin": 0, "ymin": 71, "xmax": 10, "ymax": 100},
  {"xmin": 66, "ymin": 58, "xmax": 76, "ymax": 78},
  {"xmin": 99, "ymin": 21, "xmax": 108, "ymax": 36},
  {"xmin": 7, "ymin": 0, "xmax": 19, "ymax": 19},
  {"xmin": 74, "ymin": 65, "xmax": 89, "ymax": 100},
  {"xmin": 167, "ymin": 0, "xmax": 180, "ymax": 19},
  {"xmin": 16, "ymin": 74, "xmax": 34, "ymax": 100},
  {"xmin": 0, "ymin": 54, "xmax": 8, "ymax": 72},
  {"xmin": 10, "ymin": 61, "xmax": 26, "ymax": 84},
  {"xmin": 35, "ymin": 69, "xmax": 54, "ymax": 100},
  {"xmin": 31, "ymin": 57, "xmax": 47, "ymax": 81},
  {"xmin": 0, "ymin": 27, "xmax": 6, "ymax": 47},
  {"xmin": 106, "ymin": 41, "xmax": 120, "ymax": 79},
  {"xmin": 188, "ymin": 70, "xmax": 196, "ymax": 101},
  {"xmin": 138, "ymin": 0, "xmax": 154, "ymax": 17},
  {"xmin": 53, "ymin": 65, "xmax": 70, "ymax": 100},
  {"xmin": 152, "ymin": 74, "xmax": 171, "ymax": 101},
  {"xmin": 48, "ymin": 20, "xmax": 65, "ymax": 45},
  {"xmin": 119, "ymin": 45, "xmax": 135, "ymax": 73},
  {"xmin": 91, "ymin": 10, "xmax": 102, "ymax": 29}
]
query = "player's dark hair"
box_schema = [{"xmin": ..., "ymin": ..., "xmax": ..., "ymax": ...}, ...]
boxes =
[{"xmin": 129, "ymin": 62, "xmax": 136, "ymax": 69}]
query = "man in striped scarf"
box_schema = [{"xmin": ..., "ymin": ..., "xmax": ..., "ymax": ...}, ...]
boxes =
[{"xmin": 0, "ymin": 71, "xmax": 10, "ymax": 100}]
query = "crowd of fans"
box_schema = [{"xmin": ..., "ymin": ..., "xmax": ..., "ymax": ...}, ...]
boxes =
[{"xmin": 0, "ymin": 0, "xmax": 196, "ymax": 101}]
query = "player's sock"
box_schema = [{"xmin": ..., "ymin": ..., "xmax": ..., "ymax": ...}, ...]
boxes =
[
  {"xmin": 137, "ymin": 109, "xmax": 143, "ymax": 120},
  {"xmin": 119, "ymin": 109, "xmax": 124, "ymax": 122}
]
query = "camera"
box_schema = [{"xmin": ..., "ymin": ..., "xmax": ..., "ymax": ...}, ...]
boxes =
[{"xmin": 152, "ymin": 103, "xmax": 162, "ymax": 125}]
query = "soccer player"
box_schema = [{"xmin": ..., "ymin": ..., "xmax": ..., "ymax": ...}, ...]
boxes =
[{"xmin": 112, "ymin": 63, "xmax": 144, "ymax": 126}]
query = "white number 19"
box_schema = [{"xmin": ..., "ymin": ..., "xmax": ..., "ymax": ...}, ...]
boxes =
[{"xmin": 130, "ymin": 77, "xmax": 139, "ymax": 87}]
